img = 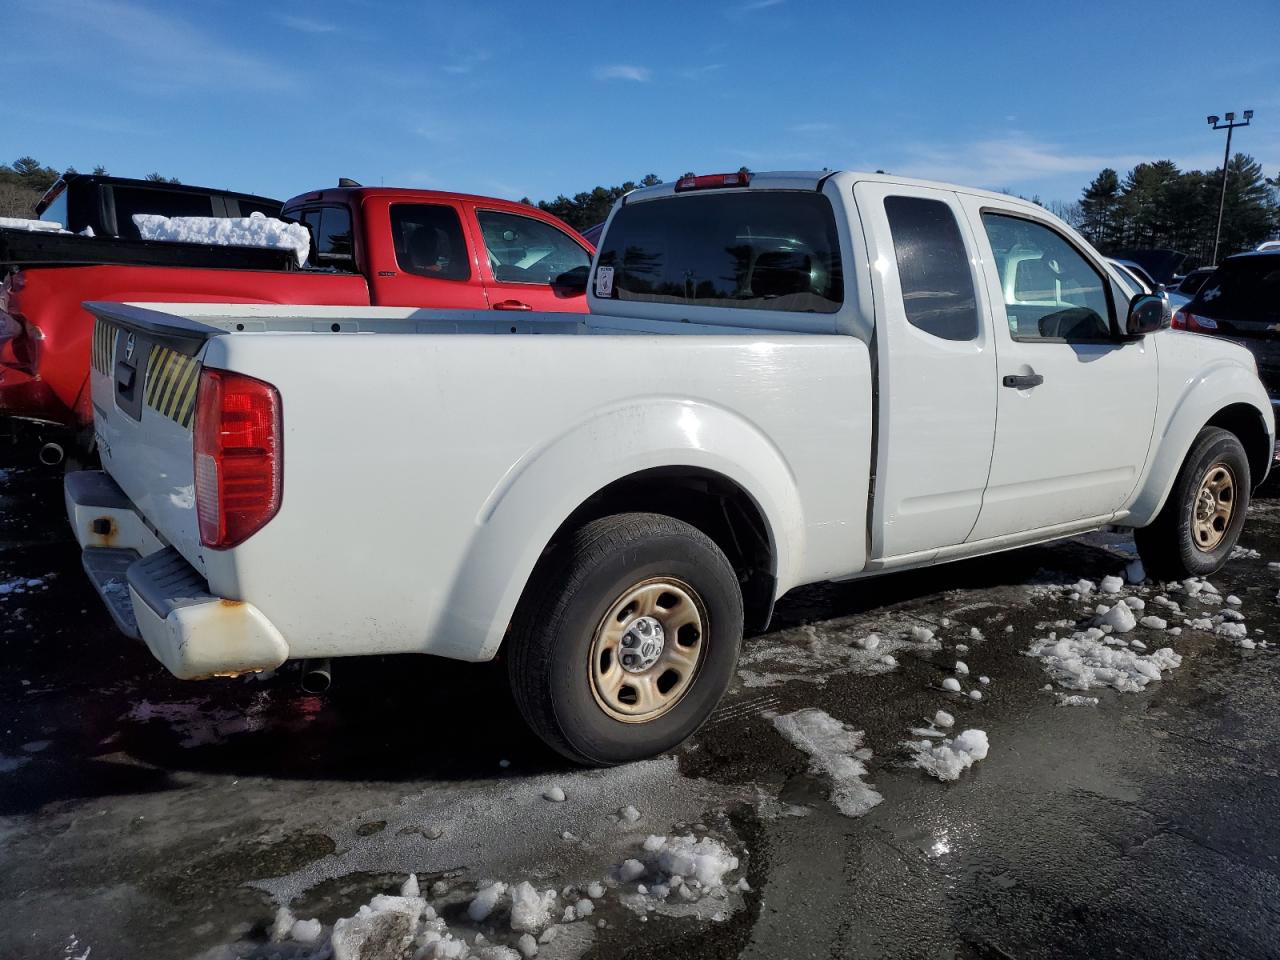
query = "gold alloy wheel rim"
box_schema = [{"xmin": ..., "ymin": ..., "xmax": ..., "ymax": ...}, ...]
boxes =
[
  {"xmin": 1192, "ymin": 461, "xmax": 1236, "ymax": 552},
  {"xmin": 588, "ymin": 577, "xmax": 708, "ymax": 724}
]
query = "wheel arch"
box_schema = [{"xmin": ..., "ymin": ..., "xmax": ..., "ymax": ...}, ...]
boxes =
[
  {"xmin": 432, "ymin": 399, "xmax": 804, "ymax": 662},
  {"xmin": 1126, "ymin": 365, "xmax": 1274, "ymax": 528}
]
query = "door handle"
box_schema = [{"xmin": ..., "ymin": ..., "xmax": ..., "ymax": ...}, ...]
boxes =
[
  {"xmin": 493, "ymin": 300, "xmax": 532, "ymax": 311},
  {"xmin": 1002, "ymin": 373, "xmax": 1044, "ymax": 389}
]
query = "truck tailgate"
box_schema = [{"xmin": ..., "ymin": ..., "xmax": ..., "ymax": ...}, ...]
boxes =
[{"xmin": 86, "ymin": 303, "xmax": 213, "ymax": 575}]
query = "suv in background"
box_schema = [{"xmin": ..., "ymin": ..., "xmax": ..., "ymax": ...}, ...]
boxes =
[{"xmin": 1173, "ymin": 250, "xmax": 1280, "ymax": 408}]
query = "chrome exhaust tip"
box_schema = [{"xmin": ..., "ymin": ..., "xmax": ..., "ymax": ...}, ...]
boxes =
[{"xmin": 38, "ymin": 442, "xmax": 65, "ymax": 466}]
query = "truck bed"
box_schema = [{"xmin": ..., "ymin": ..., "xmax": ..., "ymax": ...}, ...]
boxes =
[{"xmin": 0, "ymin": 228, "xmax": 298, "ymax": 272}]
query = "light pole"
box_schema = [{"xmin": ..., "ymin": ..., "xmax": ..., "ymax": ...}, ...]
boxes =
[{"xmin": 1207, "ymin": 110, "xmax": 1253, "ymax": 265}]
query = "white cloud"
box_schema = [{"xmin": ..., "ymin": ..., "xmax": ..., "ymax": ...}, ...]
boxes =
[
  {"xmin": 892, "ymin": 135, "xmax": 1148, "ymax": 188},
  {"xmin": 594, "ymin": 64, "xmax": 652, "ymax": 83},
  {"xmin": 789, "ymin": 122, "xmax": 837, "ymax": 135},
  {"xmin": 275, "ymin": 14, "xmax": 337, "ymax": 33},
  {"xmin": 738, "ymin": 0, "xmax": 784, "ymax": 10}
]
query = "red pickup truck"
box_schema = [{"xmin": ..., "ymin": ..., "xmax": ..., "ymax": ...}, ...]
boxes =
[{"xmin": 0, "ymin": 185, "xmax": 592, "ymax": 461}]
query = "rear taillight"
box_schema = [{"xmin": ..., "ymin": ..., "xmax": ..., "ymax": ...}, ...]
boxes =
[
  {"xmin": 194, "ymin": 368, "xmax": 282, "ymax": 549},
  {"xmin": 1171, "ymin": 308, "xmax": 1218, "ymax": 333}
]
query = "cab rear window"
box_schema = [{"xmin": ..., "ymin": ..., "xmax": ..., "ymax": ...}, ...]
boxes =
[{"xmin": 596, "ymin": 191, "xmax": 843, "ymax": 313}]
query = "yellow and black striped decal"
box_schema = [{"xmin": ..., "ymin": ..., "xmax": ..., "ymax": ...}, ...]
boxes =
[
  {"xmin": 91, "ymin": 319, "xmax": 114, "ymax": 375},
  {"xmin": 144, "ymin": 346, "xmax": 200, "ymax": 429}
]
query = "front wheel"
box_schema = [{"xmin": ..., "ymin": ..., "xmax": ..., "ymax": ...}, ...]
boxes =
[
  {"xmin": 1135, "ymin": 426, "xmax": 1251, "ymax": 580},
  {"xmin": 507, "ymin": 512, "xmax": 743, "ymax": 766}
]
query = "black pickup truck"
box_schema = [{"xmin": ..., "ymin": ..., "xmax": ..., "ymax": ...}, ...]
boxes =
[{"xmin": 1, "ymin": 173, "xmax": 289, "ymax": 271}]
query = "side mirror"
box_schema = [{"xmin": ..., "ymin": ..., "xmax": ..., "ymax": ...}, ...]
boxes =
[
  {"xmin": 551, "ymin": 265, "xmax": 589, "ymax": 296},
  {"xmin": 1125, "ymin": 293, "xmax": 1170, "ymax": 336}
]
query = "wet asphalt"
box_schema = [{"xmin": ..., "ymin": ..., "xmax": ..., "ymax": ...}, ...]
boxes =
[{"xmin": 1, "ymin": 454, "xmax": 1279, "ymax": 960}]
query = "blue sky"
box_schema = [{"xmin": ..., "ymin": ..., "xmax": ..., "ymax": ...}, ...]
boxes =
[{"xmin": 5, "ymin": 0, "xmax": 1279, "ymax": 206}]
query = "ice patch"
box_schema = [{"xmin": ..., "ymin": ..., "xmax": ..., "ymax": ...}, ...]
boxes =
[
  {"xmin": 771, "ymin": 707, "xmax": 882, "ymax": 817},
  {"xmin": 133, "ymin": 212, "xmax": 311, "ymax": 265},
  {"xmin": 906, "ymin": 729, "xmax": 989, "ymax": 781},
  {"xmin": 1056, "ymin": 694, "xmax": 1099, "ymax": 707}
]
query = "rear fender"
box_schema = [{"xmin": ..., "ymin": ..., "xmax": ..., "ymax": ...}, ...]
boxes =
[
  {"xmin": 432, "ymin": 398, "xmax": 804, "ymax": 662},
  {"xmin": 1126, "ymin": 360, "xmax": 1274, "ymax": 527}
]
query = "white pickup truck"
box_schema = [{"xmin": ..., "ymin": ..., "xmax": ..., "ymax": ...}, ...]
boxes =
[{"xmin": 69, "ymin": 170, "xmax": 1273, "ymax": 765}]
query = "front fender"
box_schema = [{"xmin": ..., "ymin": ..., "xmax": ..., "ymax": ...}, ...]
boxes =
[
  {"xmin": 1126, "ymin": 359, "xmax": 1274, "ymax": 527},
  {"xmin": 431, "ymin": 398, "xmax": 805, "ymax": 661}
]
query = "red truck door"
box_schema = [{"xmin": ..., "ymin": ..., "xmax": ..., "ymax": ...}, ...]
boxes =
[
  {"xmin": 468, "ymin": 205, "xmax": 592, "ymax": 313},
  {"xmin": 360, "ymin": 197, "xmax": 489, "ymax": 309}
]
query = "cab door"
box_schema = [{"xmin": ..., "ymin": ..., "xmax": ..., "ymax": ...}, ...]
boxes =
[
  {"xmin": 361, "ymin": 196, "xmax": 489, "ymax": 309},
  {"xmin": 958, "ymin": 197, "xmax": 1158, "ymax": 539},
  {"xmin": 468, "ymin": 205, "xmax": 592, "ymax": 314},
  {"xmin": 854, "ymin": 182, "xmax": 998, "ymax": 560}
]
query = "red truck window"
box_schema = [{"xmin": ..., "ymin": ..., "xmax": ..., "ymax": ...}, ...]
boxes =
[
  {"xmin": 389, "ymin": 204, "xmax": 470, "ymax": 281},
  {"xmin": 476, "ymin": 210, "xmax": 589, "ymax": 285}
]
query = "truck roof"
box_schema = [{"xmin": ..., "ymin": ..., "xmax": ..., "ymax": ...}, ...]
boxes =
[
  {"xmin": 621, "ymin": 169, "xmax": 1048, "ymax": 213},
  {"xmin": 281, "ymin": 186, "xmax": 548, "ymax": 211}
]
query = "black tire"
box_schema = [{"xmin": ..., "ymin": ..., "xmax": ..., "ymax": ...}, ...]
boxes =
[
  {"xmin": 507, "ymin": 512, "xmax": 743, "ymax": 766},
  {"xmin": 1135, "ymin": 426, "xmax": 1251, "ymax": 580}
]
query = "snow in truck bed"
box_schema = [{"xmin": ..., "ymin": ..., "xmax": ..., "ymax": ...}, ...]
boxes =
[{"xmin": 132, "ymin": 212, "xmax": 311, "ymax": 265}]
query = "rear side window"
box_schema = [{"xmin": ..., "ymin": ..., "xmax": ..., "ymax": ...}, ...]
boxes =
[
  {"xmin": 111, "ymin": 186, "xmax": 216, "ymax": 240},
  {"xmin": 476, "ymin": 210, "xmax": 589, "ymax": 285},
  {"xmin": 884, "ymin": 196, "xmax": 979, "ymax": 341},
  {"xmin": 596, "ymin": 191, "xmax": 843, "ymax": 313},
  {"xmin": 390, "ymin": 204, "xmax": 470, "ymax": 280},
  {"xmin": 1193, "ymin": 258, "xmax": 1280, "ymax": 321},
  {"xmin": 297, "ymin": 206, "xmax": 356, "ymax": 271}
]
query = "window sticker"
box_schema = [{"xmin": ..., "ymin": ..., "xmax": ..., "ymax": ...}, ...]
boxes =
[{"xmin": 595, "ymin": 265, "xmax": 615, "ymax": 298}]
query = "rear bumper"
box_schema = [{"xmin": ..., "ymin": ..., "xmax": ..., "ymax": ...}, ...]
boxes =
[{"xmin": 66, "ymin": 469, "xmax": 289, "ymax": 678}]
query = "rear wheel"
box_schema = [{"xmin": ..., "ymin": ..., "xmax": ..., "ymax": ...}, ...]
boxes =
[
  {"xmin": 507, "ymin": 512, "xmax": 743, "ymax": 766},
  {"xmin": 1135, "ymin": 426, "xmax": 1250, "ymax": 579}
]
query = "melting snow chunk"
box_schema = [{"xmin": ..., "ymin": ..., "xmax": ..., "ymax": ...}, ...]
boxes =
[
  {"xmin": 1026, "ymin": 631, "xmax": 1181, "ymax": 692},
  {"xmin": 1097, "ymin": 602, "xmax": 1137, "ymax": 634},
  {"xmin": 1140, "ymin": 616, "xmax": 1167, "ymax": 630},
  {"xmin": 542, "ymin": 786, "xmax": 566, "ymax": 802},
  {"xmin": 469, "ymin": 882, "xmax": 509, "ymax": 922},
  {"xmin": 509, "ymin": 881, "xmax": 556, "ymax": 932},
  {"xmin": 934, "ymin": 710, "xmax": 955, "ymax": 728},
  {"xmin": 1100, "ymin": 575, "xmax": 1124, "ymax": 594},
  {"xmin": 907, "ymin": 729, "xmax": 989, "ymax": 781},
  {"xmin": 771, "ymin": 707, "xmax": 883, "ymax": 817},
  {"xmin": 910, "ymin": 625, "xmax": 936, "ymax": 643},
  {"xmin": 954, "ymin": 660, "xmax": 970, "ymax": 675},
  {"xmin": 941, "ymin": 677, "xmax": 962, "ymax": 692}
]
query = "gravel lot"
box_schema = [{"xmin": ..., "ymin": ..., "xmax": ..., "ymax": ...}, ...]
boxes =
[{"xmin": 2, "ymin": 458, "xmax": 1278, "ymax": 960}]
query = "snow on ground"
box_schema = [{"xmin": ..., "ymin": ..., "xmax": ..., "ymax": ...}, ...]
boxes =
[
  {"xmin": 133, "ymin": 212, "xmax": 311, "ymax": 265},
  {"xmin": 225, "ymin": 826, "xmax": 746, "ymax": 959},
  {"xmin": 250, "ymin": 756, "xmax": 750, "ymax": 922},
  {"xmin": 1027, "ymin": 627, "xmax": 1182, "ymax": 692},
  {"xmin": 770, "ymin": 708, "xmax": 882, "ymax": 817},
  {"xmin": 737, "ymin": 613, "xmax": 942, "ymax": 688},
  {"xmin": 905, "ymin": 729, "xmax": 989, "ymax": 781},
  {"xmin": 0, "ymin": 576, "xmax": 49, "ymax": 596}
]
